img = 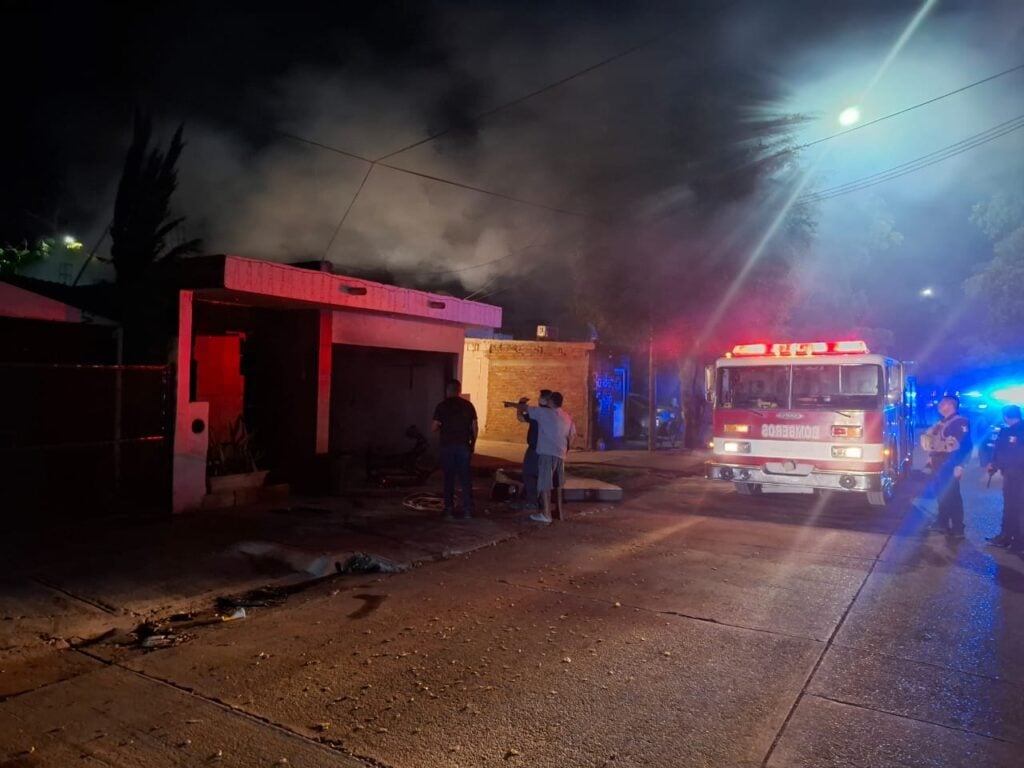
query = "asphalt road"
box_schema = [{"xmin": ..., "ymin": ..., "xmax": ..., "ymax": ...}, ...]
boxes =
[{"xmin": 2, "ymin": 468, "xmax": 1022, "ymax": 767}]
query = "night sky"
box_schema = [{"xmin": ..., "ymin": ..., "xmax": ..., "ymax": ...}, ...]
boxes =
[{"xmin": 3, "ymin": 0, "xmax": 1023, "ymax": 372}]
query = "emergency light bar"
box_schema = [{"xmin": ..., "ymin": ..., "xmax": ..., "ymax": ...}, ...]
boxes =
[{"xmin": 729, "ymin": 340, "xmax": 869, "ymax": 357}]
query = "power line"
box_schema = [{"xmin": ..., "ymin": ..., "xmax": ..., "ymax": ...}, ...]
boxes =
[
  {"xmin": 322, "ymin": 164, "xmax": 374, "ymax": 262},
  {"xmin": 375, "ymin": 162, "xmax": 586, "ymax": 217},
  {"xmin": 272, "ymin": 128, "xmax": 374, "ymax": 164},
  {"xmin": 801, "ymin": 115, "xmax": 1024, "ymax": 202},
  {"xmin": 268, "ymin": 126, "xmax": 586, "ymax": 217},
  {"xmin": 798, "ymin": 63, "xmax": 1024, "ymax": 151},
  {"xmin": 807, "ymin": 115, "xmax": 1024, "ymax": 197},
  {"xmin": 374, "ymin": 28, "xmax": 679, "ymax": 162},
  {"xmin": 803, "ymin": 118, "xmax": 1024, "ymax": 202}
]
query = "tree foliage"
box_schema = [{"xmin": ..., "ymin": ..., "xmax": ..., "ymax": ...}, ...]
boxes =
[
  {"xmin": 0, "ymin": 236, "xmax": 83, "ymax": 277},
  {"xmin": 110, "ymin": 112, "xmax": 200, "ymax": 287},
  {"xmin": 110, "ymin": 111, "xmax": 201, "ymax": 361},
  {"xmin": 0, "ymin": 241, "xmax": 47, "ymax": 276},
  {"xmin": 966, "ymin": 192, "xmax": 1024, "ymax": 342}
]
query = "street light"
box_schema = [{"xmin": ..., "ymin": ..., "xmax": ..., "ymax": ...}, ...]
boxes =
[
  {"xmin": 838, "ymin": 106, "xmax": 861, "ymax": 127},
  {"xmin": 920, "ymin": 287, "xmax": 934, "ymax": 298}
]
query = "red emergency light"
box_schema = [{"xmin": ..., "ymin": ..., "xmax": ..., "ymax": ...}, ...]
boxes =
[{"xmin": 729, "ymin": 340, "xmax": 869, "ymax": 357}]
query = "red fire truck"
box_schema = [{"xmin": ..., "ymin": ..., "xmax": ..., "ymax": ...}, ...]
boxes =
[{"xmin": 705, "ymin": 340, "xmax": 916, "ymax": 506}]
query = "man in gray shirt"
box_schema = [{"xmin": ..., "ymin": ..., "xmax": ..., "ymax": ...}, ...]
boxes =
[{"xmin": 519, "ymin": 391, "xmax": 576, "ymax": 523}]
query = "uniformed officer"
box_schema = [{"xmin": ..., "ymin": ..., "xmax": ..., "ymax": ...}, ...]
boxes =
[
  {"xmin": 921, "ymin": 395, "xmax": 972, "ymax": 538},
  {"xmin": 986, "ymin": 404, "xmax": 1024, "ymax": 554}
]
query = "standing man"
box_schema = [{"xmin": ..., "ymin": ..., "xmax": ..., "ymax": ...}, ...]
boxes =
[
  {"xmin": 519, "ymin": 391, "xmax": 576, "ymax": 524},
  {"xmin": 517, "ymin": 389, "xmax": 551, "ymax": 511},
  {"xmin": 921, "ymin": 395, "xmax": 972, "ymax": 538},
  {"xmin": 432, "ymin": 379, "xmax": 477, "ymax": 520},
  {"xmin": 986, "ymin": 404, "xmax": 1024, "ymax": 553}
]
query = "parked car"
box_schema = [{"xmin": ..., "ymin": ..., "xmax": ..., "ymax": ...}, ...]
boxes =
[{"xmin": 625, "ymin": 394, "xmax": 684, "ymax": 445}]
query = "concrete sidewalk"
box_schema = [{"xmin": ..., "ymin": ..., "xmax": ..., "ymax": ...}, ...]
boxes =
[
  {"xmin": 476, "ymin": 438, "xmax": 709, "ymax": 474},
  {"xmin": 1, "ymin": 445, "xmax": 698, "ymax": 695}
]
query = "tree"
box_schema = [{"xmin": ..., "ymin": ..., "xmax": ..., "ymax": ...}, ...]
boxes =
[
  {"xmin": 0, "ymin": 241, "xmax": 47, "ymax": 276},
  {"xmin": 111, "ymin": 112, "xmax": 200, "ymax": 286},
  {"xmin": 0, "ymin": 236, "xmax": 83, "ymax": 278},
  {"xmin": 109, "ymin": 111, "xmax": 201, "ymax": 361},
  {"xmin": 966, "ymin": 192, "xmax": 1024, "ymax": 346}
]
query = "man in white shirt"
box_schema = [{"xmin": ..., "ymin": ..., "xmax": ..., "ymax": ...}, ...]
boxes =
[{"xmin": 519, "ymin": 391, "xmax": 576, "ymax": 523}]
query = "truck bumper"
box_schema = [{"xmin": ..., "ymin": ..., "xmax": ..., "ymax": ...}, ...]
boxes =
[{"xmin": 705, "ymin": 462, "xmax": 884, "ymax": 492}]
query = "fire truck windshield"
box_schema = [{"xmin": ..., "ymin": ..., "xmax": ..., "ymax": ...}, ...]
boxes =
[{"xmin": 719, "ymin": 363, "xmax": 883, "ymax": 411}]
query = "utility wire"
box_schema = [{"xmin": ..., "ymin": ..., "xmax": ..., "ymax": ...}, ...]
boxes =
[
  {"xmin": 374, "ymin": 27, "xmax": 679, "ymax": 162},
  {"xmin": 269, "ymin": 128, "xmax": 585, "ymax": 217},
  {"xmin": 801, "ymin": 115, "xmax": 1024, "ymax": 202},
  {"xmin": 798, "ymin": 63, "xmax": 1024, "ymax": 151},
  {"xmin": 272, "ymin": 129, "xmax": 374, "ymax": 164},
  {"xmin": 376, "ymin": 162, "xmax": 586, "ymax": 217},
  {"xmin": 322, "ymin": 164, "xmax": 374, "ymax": 262}
]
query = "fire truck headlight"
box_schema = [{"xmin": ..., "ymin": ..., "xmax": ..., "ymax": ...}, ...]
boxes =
[
  {"xmin": 724, "ymin": 441, "xmax": 751, "ymax": 454},
  {"xmin": 831, "ymin": 446, "xmax": 863, "ymax": 459}
]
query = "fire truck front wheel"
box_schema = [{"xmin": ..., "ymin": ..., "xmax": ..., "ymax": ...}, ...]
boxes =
[
  {"xmin": 735, "ymin": 482, "xmax": 762, "ymax": 495},
  {"xmin": 866, "ymin": 490, "xmax": 891, "ymax": 507},
  {"xmin": 867, "ymin": 448, "xmax": 900, "ymax": 507}
]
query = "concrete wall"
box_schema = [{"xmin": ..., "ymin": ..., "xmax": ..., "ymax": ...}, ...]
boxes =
[
  {"xmin": 332, "ymin": 312, "xmax": 466, "ymax": 356},
  {"xmin": 170, "ymin": 257, "xmax": 502, "ymax": 513},
  {"xmin": 464, "ymin": 340, "xmax": 594, "ymax": 445}
]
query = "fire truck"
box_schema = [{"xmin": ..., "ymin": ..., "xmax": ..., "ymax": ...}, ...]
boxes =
[{"xmin": 705, "ymin": 340, "xmax": 916, "ymax": 506}]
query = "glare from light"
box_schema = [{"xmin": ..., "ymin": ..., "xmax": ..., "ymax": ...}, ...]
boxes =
[
  {"xmin": 689, "ymin": 0, "xmax": 937, "ymax": 357},
  {"xmin": 920, "ymin": 287, "xmax": 934, "ymax": 297},
  {"xmin": 964, "ymin": 390, "xmax": 983, "ymax": 398},
  {"xmin": 838, "ymin": 106, "xmax": 861, "ymax": 127},
  {"xmin": 992, "ymin": 386, "xmax": 1024, "ymax": 403},
  {"xmin": 62, "ymin": 235, "xmax": 83, "ymax": 251}
]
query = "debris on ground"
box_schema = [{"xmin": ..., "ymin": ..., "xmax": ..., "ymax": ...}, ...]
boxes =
[
  {"xmin": 335, "ymin": 553, "xmax": 407, "ymax": 575},
  {"xmin": 402, "ymin": 492, "xmax": 445, "ymax": 513},
  {"xmin": 491, "ymin": 469, "xmax": 524, "ymax": 502},
  {"xmin": 133, "ymin": 607, "xmax": 247, "ymax": 649},
  {"xmin": 216, "ymin": 586, "xmax": 289, "ymax": 612}
]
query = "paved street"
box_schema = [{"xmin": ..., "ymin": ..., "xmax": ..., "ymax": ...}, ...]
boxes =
[{"xmin": 2, "ymin": 466, "xmax": 1023, "ymax": 767}]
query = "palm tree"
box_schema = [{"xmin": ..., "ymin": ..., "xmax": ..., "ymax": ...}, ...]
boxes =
[
  {"xmin": 109, "ymin": 110, "xmax": 201, "ymax": 361},
  {"xmin": 110, "ymin": 111, "xmax": 200, "ymax": 286}
]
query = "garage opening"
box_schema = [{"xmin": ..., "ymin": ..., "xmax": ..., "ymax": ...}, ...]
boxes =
[{"xmin": 330, "ymin": 346, "xmax": 455, "ymax": 455}]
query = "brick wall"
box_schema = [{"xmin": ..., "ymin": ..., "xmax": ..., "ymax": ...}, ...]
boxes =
[{"xmin": 464, "ymin": 340, "xmax": 593, "ymax": 446}]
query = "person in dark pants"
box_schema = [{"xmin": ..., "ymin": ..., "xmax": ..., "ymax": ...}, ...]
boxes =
[
  {"xmin": 431, "ymin": 379, "xmax": 478, "ymax": 520},
  {"xmin": 986, "ymin": 404, "xmax": 1024, "ymax": 553},
  {"xmin": 922, "ymin": 395, "xmax": 972, "ymax": 538},
  {"xmin": 517, "ymin": 389, "xmax": 551, "ymax": 510}
]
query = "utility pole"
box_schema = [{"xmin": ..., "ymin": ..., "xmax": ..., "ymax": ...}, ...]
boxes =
[{"xmin": 647, "ymin": 322, "xmax": 656, "ymax": 452}]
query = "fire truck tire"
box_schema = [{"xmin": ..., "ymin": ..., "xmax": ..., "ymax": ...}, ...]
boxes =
[
  {"xmin": 866, "ymin": 491, "xmax": 890, "ymax": 507},
  {"xmin": 735, "ymin": 482, "xmax": 761, "ymax": 495}
]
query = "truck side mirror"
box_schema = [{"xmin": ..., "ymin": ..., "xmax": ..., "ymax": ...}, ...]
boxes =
[{"xmin": 704, "ymin": 365, "xmax": 716, "ymax": 404}]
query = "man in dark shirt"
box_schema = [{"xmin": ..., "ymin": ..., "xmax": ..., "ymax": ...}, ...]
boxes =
[
  {"xmin": 987, "ymin": 404, "xmax": 1024, "ymax": 553},
  {"xmin": 431, "ymin": 379, "xmax": 478, "ymax": 519}
]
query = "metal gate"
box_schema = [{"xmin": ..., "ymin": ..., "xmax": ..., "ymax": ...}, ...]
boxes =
[{"xmin": 0, "ymin": 363, "xmax": 173, "ymax": 517}]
